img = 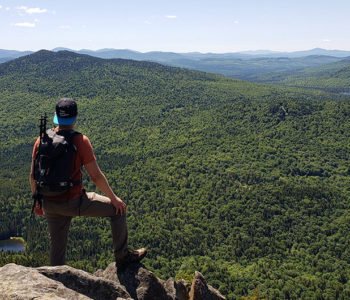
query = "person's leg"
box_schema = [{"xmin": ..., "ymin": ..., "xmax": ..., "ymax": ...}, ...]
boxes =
[
  {"xmin": 79, "ymin": 192, "xmax": 129, "ymax": 260},
  {"xmin": 43, "ymin": 198, "xmax": 80, "ymax": 266},
  {"xmin": 45, "ymin": 213, "xmax": 72, "ymax": 266}
]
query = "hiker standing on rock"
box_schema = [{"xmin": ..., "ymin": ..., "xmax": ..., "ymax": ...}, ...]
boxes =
[{"xmin": 30, "ymin": 97, "xmax": 146, "ymax": 268}]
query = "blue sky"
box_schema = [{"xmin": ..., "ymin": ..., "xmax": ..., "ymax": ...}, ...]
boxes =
[{"xmin": 1, "ymin": 0, "xmax": 349, "ymax": 53}]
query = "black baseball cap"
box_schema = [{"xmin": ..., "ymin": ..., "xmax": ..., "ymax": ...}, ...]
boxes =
[{"xmin": 53, "ymin": 98, "xmax": 78, "ymax": 125}]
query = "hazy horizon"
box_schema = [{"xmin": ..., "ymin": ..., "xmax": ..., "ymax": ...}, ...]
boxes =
[{"xmin": 2, "ymin": 47, "xmax": 350, "ymax": 55}]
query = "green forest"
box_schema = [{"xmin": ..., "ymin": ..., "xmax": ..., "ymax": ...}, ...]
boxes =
[
  {"xmin": 1, "ymin": 50, "xmax": 350, "ymax": 299},
  {"xmin": 165, "ymin": 55, "xmax": 345, "ymax": 81},
  {"xmin": 249, "ymin": 57, "xmax": 350, "ymax": 93}
]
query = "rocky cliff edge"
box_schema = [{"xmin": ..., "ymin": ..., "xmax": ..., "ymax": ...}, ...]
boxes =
[{"xmin": 0, "ymin": 262, "xmax": 226, "ymax": 300}]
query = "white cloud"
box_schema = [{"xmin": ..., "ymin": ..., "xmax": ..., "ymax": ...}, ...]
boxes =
[
  {"xmin": 59, "ymin": 25, "xmax": 70, "ymax": 30},
  {"xmin": 17, "ymin": 6, "xmax": 47, "ymax": 14},
  {"xmin": 144, "ymin": 20, "xmax": 152, "ymax": 25},
  {"xmin": 0, "ymin": 5, "xmax": 2, "ymax": 9},
  {"xmin": 234, "ymin": 20, "xmax": 239, "ymax": 24},
  {"xmin": 28, "ymin": 7, "xmax": 46, "ymax": 14},
  {"xmin": 6, "ymin": 7, "xmax": 10, "ymax": 11},
  {"xmin": 14, "ymin": 22, "xmax": 36, "ymax": 27},
  {"xmin": 165, "ymin": 15, "xmax": 177, "ymax": 19},
  {"xmin": 322, "ymin": 39, "xmax": 331, "ymax": 42}
]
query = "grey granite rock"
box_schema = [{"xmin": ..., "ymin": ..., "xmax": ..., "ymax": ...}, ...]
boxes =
[
  {"xmin": 96, "ymin": 262, "xmax": 172, "ymax": 300},
  {"xmin": 189, "ymin": 271, "xmax": 226, "ymax": 300},
  {"xmin": 37, "ymin": 265, "xmax": 131, "ymax": 300},
  {"xmin": 0, "ymin": 263, "xmax": 225, "ymax": 300},
  {"xmin": 0, "ymin": 263, "xmax": 90, "ymax": 299}
]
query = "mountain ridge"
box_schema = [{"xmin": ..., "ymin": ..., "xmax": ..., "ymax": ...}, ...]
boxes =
[
  {"xmin": 1, "ymin": 47, "xmax": 350, "ymax": 62},
  {"xmin": 1, "ymin": 48, "xmax": 349, "ymax": 82}
]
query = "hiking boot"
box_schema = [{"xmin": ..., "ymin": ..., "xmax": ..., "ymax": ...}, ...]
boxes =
[{"xmin": 116, "ymin": 248, "xmax": 147, "ymax": 270}]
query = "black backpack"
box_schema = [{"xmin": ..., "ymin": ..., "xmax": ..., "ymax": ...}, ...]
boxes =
[{"xmin": 34, "ymin": 128, "xmax": 81, "ymax": 197}]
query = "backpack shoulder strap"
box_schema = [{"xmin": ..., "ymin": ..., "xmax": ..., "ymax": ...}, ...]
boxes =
[
  {"xmin": 56, "ymin": 129, "xmax": 81, "ymax": 137},
  {"xmin": 55, "ymin": 129, "xmax": 81, "ymax": 144},
  {"xmin": 67, "ymin": 130, "xmax": 81, "ymax": 151}
]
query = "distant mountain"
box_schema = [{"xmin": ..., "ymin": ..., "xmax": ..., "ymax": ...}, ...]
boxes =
[
  {"xmin": 47, "ymin": 47, "xmax": 350, "ymax": 79},
  {"xmin": 164, "ymin": 55, "xmax": 344, "ymax": 79},
  {"xmin": 68, "ymin": 47, "xmax": 350, "ymax": 59},
  {"xmin": 284, "ymin": 48, "xmax": 350, "ymax": 58},
  {"xmin": 2, "ymin": 47, "xmax": 350, "ymax": 80},
  {"xmin": 52, "ymin": 47, "xmax": 73, "ymax": 52},
  {"xmin": 0, "ymin": 58, "xmax": 11, "ymax": 63},
  {"xmin": 0, "ymin": 49, "xmax": 33, "ymax": 63},
  {"xmin": 77, "ymin": 49, "xmax": 145, "ymax": 60},
  {"xmin": 238, "ymin": 50, "xmax": 282, "ymax": 56},
  {"xmin": 0, "ymin": 49, "xmax": 33, "ymax": 57},
  {"xmin": 2, "ymin": 47, "xmax": 350, "ymax": 62},
  {"xmin": 238, "ymin": 48, "xmax": 350, "ymax": 58}
]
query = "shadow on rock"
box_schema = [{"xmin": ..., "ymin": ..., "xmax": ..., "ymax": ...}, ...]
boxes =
[
  {"xmin": 37, "ymin": 264, "xmax": 131, "ymax": 300},
  {"xmin": 117, "ymin": 262, "xmax": 174, "ymax": 300},
  {"xmin": 95, "ymin": 262, "xmax": 225, "ymax": 300}
]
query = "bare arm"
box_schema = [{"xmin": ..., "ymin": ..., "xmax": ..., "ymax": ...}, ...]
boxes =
[{"xmin": 84, "ymin": 160, "xmax": 126, "ymax": 215}]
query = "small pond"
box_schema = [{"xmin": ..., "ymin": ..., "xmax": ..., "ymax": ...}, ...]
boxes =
[
  {"xmin": 0, "ymin": 238, "xmax": 26, "ymax": 252},
  {"xmin": 341, "ymin": 92, "xmax": 350, "ymax": 95}
]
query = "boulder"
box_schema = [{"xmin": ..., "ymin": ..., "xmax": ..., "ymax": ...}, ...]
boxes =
[
  {"xmin": 37, "ymin": 265, "xmax": 131, "ymax": 300},
  {"xmin": 189, "ymin": 271, "xmax": 226, "ymax": 300},
  {"xmin": 96, "ymin": 262, "xmax": 172, "ymax": 300},
  {"xmin": 0, "ymin": 263, "xmax": 90, "ymax": 299}
]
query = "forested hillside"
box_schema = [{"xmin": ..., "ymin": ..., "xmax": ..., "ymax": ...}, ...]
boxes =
[
  {"xmin": 249, "ymin": 58, "xmax": 350, "ymax": 93},
  {"xmin": 1, "ymin": 50, "xmax": 350, "ymax": 299},
  {"xmin": 161, "ymin": 55, "xmax": 344, "ymax": 80}
]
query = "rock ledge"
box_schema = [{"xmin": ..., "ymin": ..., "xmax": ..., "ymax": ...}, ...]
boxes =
[{"xmin": 0, "ymin": 262, "xmax": 225, "ymax": 300}]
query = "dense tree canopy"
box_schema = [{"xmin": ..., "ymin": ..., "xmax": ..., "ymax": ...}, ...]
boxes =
[{"xmin": 1, "ymin": 50, "xmax": 350, "ymax": 299}]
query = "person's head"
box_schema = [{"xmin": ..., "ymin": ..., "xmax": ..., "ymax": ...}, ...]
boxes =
[{"xmin": 53, "ymin": 98, "xmax": 78, "ymax": 129}]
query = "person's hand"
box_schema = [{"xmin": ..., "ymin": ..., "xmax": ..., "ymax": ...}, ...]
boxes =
[
  {"xmin": 111, "ymin": 196, "xmax": 127, "ymax": 215},
  {"xmin": 34, "ymin": 202, "xmax": 45, "ymax": 216}
]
